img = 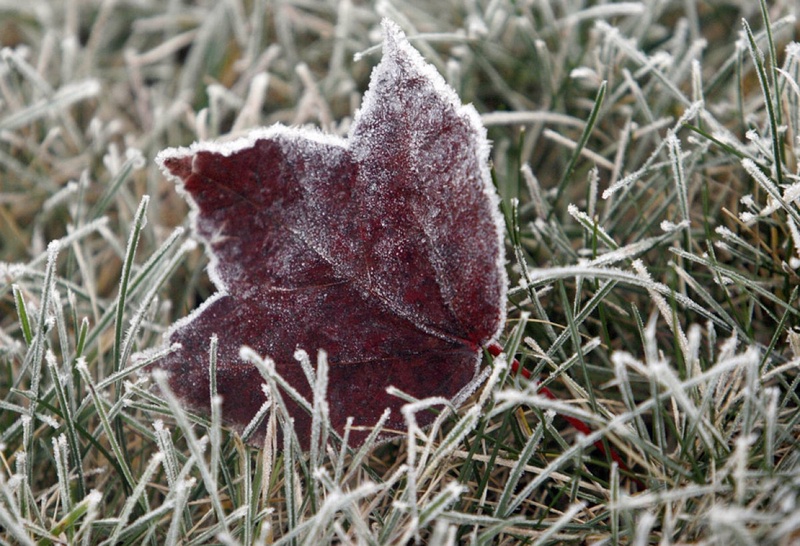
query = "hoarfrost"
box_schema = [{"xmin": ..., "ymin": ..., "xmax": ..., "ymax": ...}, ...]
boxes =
[{"xmin": 141, "ymin": 20, "xmax": 507, "ymax": 449}]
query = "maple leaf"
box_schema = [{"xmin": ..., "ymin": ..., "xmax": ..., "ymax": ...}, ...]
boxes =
[{"xmin": 144, "ymin": 19, "xmax": 507, "ymax": 448}]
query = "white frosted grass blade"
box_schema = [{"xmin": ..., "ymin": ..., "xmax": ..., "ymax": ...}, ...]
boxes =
[
  {"xmin": 28, "ymin": 240, "xmax": 59, "ymax": 388},
  {"xmin": 119, "ymin": 237, "xmax": 192, "ymax": 371},
  {"xmin": 397, "ymin": 397, "xmax": 445, "ymax": 541},
  {"xmin": 647, "ymin": 358, "xmax": 720, "ymax": 451},
  {"xmin": 294, "ymin": 63, "xmax": 333, "ymax": 129},
  {"xmin": 177, "ymin": 3, "xmax": 227, "ymax": 96},
  {"xmin": 101, "ymin": 144, "xmax": 144, "ymax": 178},
  {"xmin": 567, "ymin": 204, "xmax": 617, "ymax": 249},
  {"xmin": 586, "ymin": 166, "xmax": 599, "ymax": 219},
  {"xmin": 543, "ymin": 128, "xmax": 615, "ymax": 170},
  {"xmin": 104, "ymin": 453, "xmax": 164, "ymax": 546},
  {"xmin": 300, "ymin": 472, "xmax": 381, "ymax": 543},
  {"xmin": 603, "ymin": 100, "xmax": 703, "ymax": 199},
  {"xmin": 16, "ymin": 451, "xmax": 34, "ymax": 525},
  {"xmin": 708, "ymin": 505, "xmax": 762, "ymax": 545},
  {"xmin": 220, "ymin": 0, "xmax": 247, "ymax": 49},
  {"xmin": 240, "ymin": 397, "xmax": 272, "ymax": 444},
  {"xmin": 531, "ymin": 336, "xmax": 605, "ymax": 404},
  {"xmin": 18, "ymin": 218, "xmax": 110, "ymax": 272},
  {"xmin": 166, "ymin": 480, "xmax": 194, "ymax": 546},
  {"xmin": 42, "ymin": 179, "xmax": 85, "ymax": 213},
  {"xmin": 105, "ymin": 345, "xmax": 177, "ymax": 392},
  {"xmin": 481, "ymin": 110, "xmax": 584, "ymax": 127},
  {"xmin": 591, "ymin": 234, "xmax": 682, "ymax": 267},
  {"xmin": 1, "ymin": 44, "xmax": 53, "ymax": 93},
  {"xmin": 21, "ymin": 240, "xmax": 60, "ymax": 484},
  {"xmin": 528, "ymin": 221, "xmax": 576, "ymax": 268},
  {"xmin": 612, "ymin": 484, "xmax": 729, "ymax": 511},
  {"xmin": 327, "ymin": 0, "xmax": 352, "ymax": 78},
  {"xmin": 50, "ymin": 285, "xmax": 70, "ymax": 366},
  {"xmin": 770, "ymin": 501, "xmax": 800, "ymax": 542},
  {"xmin": 608, "ymin": 461, "xmax": 620, "ymax": 544},
  {"xmin": 742, "ymin": 158, "xmax": 800, "ymax": 226},
  {"xmin": 123, "ymin": 227, "xmax": 188, "ymax": 299},
  {"xmin": 66, "ymin": 490, "xmax": 102, "ymax": 546},
  {"xmin": 492, "ymin": 390, "xmax": 604, "ymax": 426},
  {"xmin": 76, "ymin": 359, "xmax": 141, "ymax": 493},
  {"xmin": 428, "ymin": 520, "xmax": 456, "ymax": 546},
  {"xmin": 240, "ymin": 347, "xmax": 337, "ymax": 451},
  {"xmin": 395, "ymin": 395, "xmax": 455, "ymax": 482},
  {"xmin": 231, "ymin": 71, "xmax": 269, "ymax": 133},
  {"xmin": 559, "ymin": 2, "xmax": 644, "ymax": 26},
  {"xmin": 713, "ymin": 226, "xmax": 771, "ymax": 268},
  {"xmin": 189, "ymin": 508, "xmax": 246, "ymax": 546},
  {"xmin": 764, "ymin": 387, "xmax": 779, "ymax": 471},
  {"xmin": 603, "ymin": 153, "xmax": 668, "ymax": 199},
  {"xmin": 210, "ymin": 394, "xmax": 222, "ymax": 498},
  {"xmin": 294, "ymin": 349, "xmax": 315, "ymax": 397},
  {"xmin": 666, "ymin": 132, "xmax": 690, "ymax": 225},
  {"xmin": 478, "ymin": 352, "xmax": 507, "ymax": 408},
  {"xmin": 0, "ymin": 79, "xmax": 100, "ymax": 131},
  {"xmin": 308, "ymin": 350, "xmax": 331, "ymax": 496},
  {"xmin": 595, "ymin": 21, "xmax": 691, "ymax": 106},
  {"xmin": 670, "ymin": 247, "xmax": 800, "ymax": 324},
  {"xmin": 616, "ymin": 343, "xmax": 761, "ymax": 407},
  {"xmin": 240, "ymin": 443, "xmax": 256, "ymax": 546},
  {"xmin": 127, "ymin": 29, "xmax": 199, "ymax": 65},
  {"xmin": 495, "ymin": 420, "xmax": 546, "ymax": 518},
  {"xmin": 530, "ymin": 502, "xmax": 587, "ymax": 546},
  {"xmin": 113, "ymin": 195, "xmax": 149, "ymax": 375},
  {"xmin": 205, "ymin": 336, "xmax": 220, "ymax": 483},
  {"xmin": 777, "ymin": 64, "xmax": 800, "ymax": 103},
  {"xmin": 241, "ymin": 348, "xmax": 312, "ymax": 416},
  {"xmin": 151, "ymin": 370, "xmax": 231, "ymax": 536},
  {"xmin": 207, "ymin": 83, "xmax": 242, "ymax": 138},
  {"xmin": 341, "ymin": 408, "xmax": 391, "ymax": 483},
  {"xmin": 741, "ymin": 347, "xmax": 762, "ymax": 438},
  {"xmin": 742, "ymin": 17, "xmax": 785, "ymax": 180},
  {"xmin": 417, "ymin": 482, "xmax": 464, "ymax": 529},
  {"xmin": 282, "ymin": 435, "xmax": 301, "ymax": 540},
  {"xmin": 52, "ymin": 434, "xmax": 71, "ymax": 517},
  {"xmin": 633, "ymin": 260, "xmax": 691, "ymax": 359},
  {"xmin": 698, "ymin": 107, "xmax": 753, "ymax": 157},
  {"xmin": 692, "ymin": 59, "xmax": 704, "ymax": 104},
  {"xmin": 632, "ymin": 511, "xmax": 657, "ymax": 546},
  {"xmin": 420, "ymin": 406, "xmax": 481, "ymax": 484},
  {"xmin": 45, "ymin": 350, "xmax": 82, "ymax": 495},
  {"xmin": 609, "ymin": 68, "xmax": 652, "ymax": 120},
  {"xmin": 631, "ymin": 115, "xmax": 676, "ymax": 140},
  {"xmin": 521, "ymin": 164, "xmax": 549, "ymax": 219},
  {"xmin": 0, "ymin": 471, "xmax": 36, "ymax": 546},
  {"xmin": 153, "ymin": 421, "xmax": 180, "ymax": 488},
  {"xmin": 372, "ymin": 463, "xmax": 413, "ymax": 544},
  {"xmin": 333, "ymin": 416, "xmax": 354, "ymax": 483},
  {"xmin": 669, "ymin": 39, "xmax": 707, "ymax": 95}
]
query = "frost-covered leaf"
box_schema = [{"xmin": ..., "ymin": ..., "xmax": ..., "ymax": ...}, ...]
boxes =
[{"xmin": 142, "ymin": 20, "xmax": 507, "ymax": 448}]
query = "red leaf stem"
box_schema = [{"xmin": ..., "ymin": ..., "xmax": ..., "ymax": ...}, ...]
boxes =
[{"xmin": 488, "ymin": 342, "xmax": 643, "ymax": 488}]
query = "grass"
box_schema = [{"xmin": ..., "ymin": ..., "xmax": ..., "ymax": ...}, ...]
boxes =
[{"xmin": 1, "ymin": 0, "xmax": 800, "ymax": 544}]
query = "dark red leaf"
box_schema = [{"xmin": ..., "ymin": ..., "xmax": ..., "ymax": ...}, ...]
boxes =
[{"xmin": 145, "ymin": 20, "xmax": 506, "ymax": 448}]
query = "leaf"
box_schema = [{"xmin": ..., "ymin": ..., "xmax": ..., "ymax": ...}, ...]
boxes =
[{"xmin": 145, "ymin": 19, "xmax": 507, "ymax": 448}]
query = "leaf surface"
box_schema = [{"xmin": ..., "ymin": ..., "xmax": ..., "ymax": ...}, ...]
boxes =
[{"xmin": 148, "ymin": 20, "xmax": 507, "ymax": 448}]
